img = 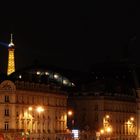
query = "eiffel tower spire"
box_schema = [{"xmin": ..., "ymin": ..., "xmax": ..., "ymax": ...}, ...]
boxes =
[
  {"xmin": 7, "ymin": 34, "xmax": 15, "ymax": 75},
  {"xmin": 8, "ymin": 33, "xmax": 14, "ymax": 47}
]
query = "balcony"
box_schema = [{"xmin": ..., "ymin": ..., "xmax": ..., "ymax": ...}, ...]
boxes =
[{"xmin": 0, "ymin": 129, "xmax": 24, "ymax": 133}]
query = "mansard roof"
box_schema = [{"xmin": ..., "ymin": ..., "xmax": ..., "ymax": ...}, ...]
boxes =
[
  {"xmin": 8, "ymin": 65, "xmax": 75, "ymax": 89},
  {"xmin": 73, "ymin": 61, "xmax": 139, "ymax": 98}
]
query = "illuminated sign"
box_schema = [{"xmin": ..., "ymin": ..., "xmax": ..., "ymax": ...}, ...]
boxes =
[{"xmin": 72, "ymin": 129, "xmax": 79, "ymax": 138}]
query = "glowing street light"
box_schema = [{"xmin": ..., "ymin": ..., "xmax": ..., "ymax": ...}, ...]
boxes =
[
  {"xmin": 106, "ymin": 127, "xmax": 112, "ymax": 133},
  {"xmin": 106, "ymin": 115, "xmax": 110, "ymax": 119},
  {"xmin": 98, "ymin": 115, "xmax": 112, "ymax": 140},
  {"xmin": 68, "ymin": 110, "xmax": 73, "ymax": 116},
  {"xmin": 100, "ymin": 129, "xmax": 104, "ymax": 134},
  {"xmin": 36, "ymin": 106, "xmax": 44, "ymax": 113},
  {"xmin": 130, "ymin": 117, "xmax": 134, "ymax": 122},
  {"xmin": 28, "ymin": 107, "xmax": 33, "ymax": 111},
  {"xmin": 45, "ymin": 71, "xmax": 49, "ymax": 75},
  {"xmin": 54, "ymin": 74, "xmax": 59, "ymax": 79},
  {"xmin": 125, "ymin": 116, "xmax": 135, "ymax": 135},
  {"xmin": 36, "ymin": 106, "xmax": 45, "ymax": 140},
  {"xmin": 37, "ymin": 71, "xmax": 41, "ymax": 75},
  {"xmin": 67, "ymin": 110, "xmax": 75, "ymax": 129},
  {"xmin": 63, "ymin": 80, "xmax": 68, "ymax": 85}
]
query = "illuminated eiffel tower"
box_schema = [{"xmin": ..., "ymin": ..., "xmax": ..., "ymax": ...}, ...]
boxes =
[{"xmin": 7, "ymin": 34, "xmax": 15, "ymax": 75}]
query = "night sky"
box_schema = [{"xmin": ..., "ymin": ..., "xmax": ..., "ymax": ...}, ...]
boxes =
[{"xmin": 0, "ymin": 1, "xmax": 136, "ymax": 73}]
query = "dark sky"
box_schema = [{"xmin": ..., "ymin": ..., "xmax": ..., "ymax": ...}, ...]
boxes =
[{"xmin": 0, "ymin": 1, "xmax": 136, "ymax": 73}]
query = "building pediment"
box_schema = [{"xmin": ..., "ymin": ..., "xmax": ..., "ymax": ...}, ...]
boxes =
[{"xmin": 0, "ymin": 80, "xmax": 16, "ymax": 91}]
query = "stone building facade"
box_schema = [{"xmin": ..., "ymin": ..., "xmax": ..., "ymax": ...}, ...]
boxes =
[
  {"xmin": 68, "ymin": 62, "xmax": 140, "ymax": 140},
  {"xmin": 68, "ymin": 95, "xmax": 138, "ymax": 140},
  {"xmin": 0, "ymin": 80, "xmax": 68, "ymax": 140}
]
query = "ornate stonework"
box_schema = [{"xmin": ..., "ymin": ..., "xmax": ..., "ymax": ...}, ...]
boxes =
[{"xmin": 0, "ymin": 80, "xmax": 16, "ymax": 91}]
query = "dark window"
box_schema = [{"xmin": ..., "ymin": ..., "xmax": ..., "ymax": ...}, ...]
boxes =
[
  {"xmin": 5, "ymin": 96, "xmax": 9, "ymax": 102},
  {"xmin": 4, "ymin": 122, "xmax": 9, "ymax": 130},
  {"xmin": 16, "ymin": 112, "xmax": 19, "ymax": 117},
  {"xmin": 5, "ymin": 109, "xmax": 9, "ymax": 116}
]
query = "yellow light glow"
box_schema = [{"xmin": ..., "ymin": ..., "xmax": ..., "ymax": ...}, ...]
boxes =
[
  {"xmin": 36, "ymin": 106, "xmax": 44, "ymax": 113},
  {"xmin": 24, "ymin": 112, "xmax": 28, "ymax": 118},
  {"xmin": 127, "ymin": 120, "xmax": 131, "ymax": 125},
  {"xmin": 28, "ymin": 107, "xmax": 33, "ymax": 111},
  {"xmin": 130, "ymin": 117, "xmax": 134, "ymax": 121},
  {"xmin": 68, "ymin": 110, "xmax": 73, "ymax": 116},
  {"xmin": 106, "ymin": 127, "xmax": 112, "ymax": 133},
  {"xmin": 7, "ymin": 34, "xmax": 15, "ymax": 75},
  {"xmin": 7, "ymin": 50, "xmax": 15, "ymax": 75},
  {"xmin": 106, "ymin": 115, "xmax": 110, "ymax": 119},
  {"xmin": 64, "ymin": 114, "xmax": 67, "ymax": 121},
  {"xmin": 100, "ymin": 129, "xmax": 104, "ymax": 134}
]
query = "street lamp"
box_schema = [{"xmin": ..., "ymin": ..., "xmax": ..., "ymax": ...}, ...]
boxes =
[
  {"xmin": 106, "ymin": 115, "xmax": 110, "ymax": 119},
  {"xmin": 36, "ymin": 106, "xmax": 44, "ymax": 140},
  {"xmin": 125, "ymin": 116, "xmax": 135, "ymax": 136},
  {"xmin": 106, "ymin": 127, "xmax": 112, "ymax": 133},
  {"xmin": 36, "ymin": 106, "xmax": 44, "ymax": 113},
  {"xmin": 130, "ymin": 117, "xmax": 134, "ymax": 122},
  {"xmin": 68, "ymin": 110, "xmax": 73, "ymax": 116},
  {"xmin": 67, "ymin": 110, "xmax": 74, "ymax": 129},
  {"xmin": 97, "ymin": 115, "xmax": 112, "ymax": 140},
  {"xmin": 28, "ymin": 107, "xmax": 33, "ymax": 111},
  {"xmin": 21, "ymin": 107, "xmax": 33, "ymax": 140},
  {"xmin": 104, "ymin": 115, "xmax": 112, "ymax": 140},
  {"xmin": 100, "ymin": 129, "xmax": 104, "ymax": 135}
]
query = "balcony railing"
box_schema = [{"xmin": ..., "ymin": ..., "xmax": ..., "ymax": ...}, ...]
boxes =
[{"xmin": 0, "ymin": 129, "xmax": 24, "ymax": 133}]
